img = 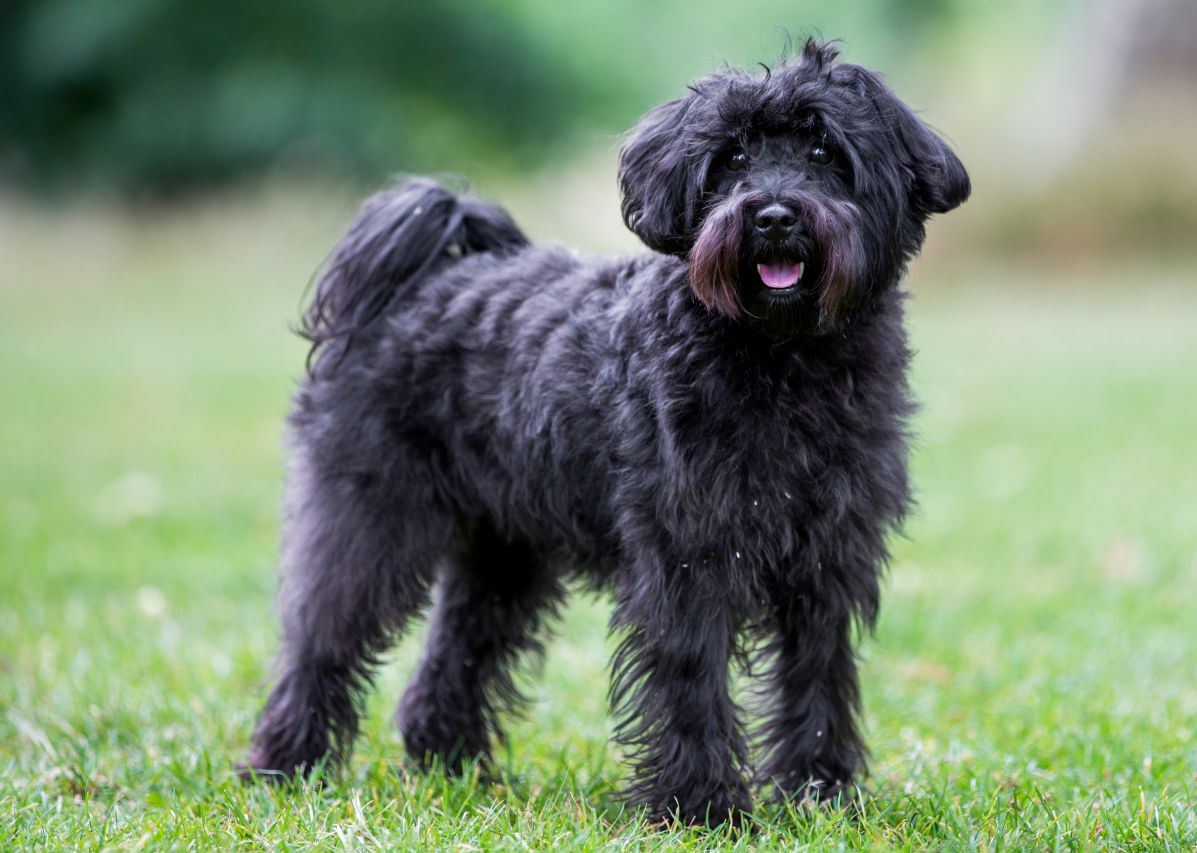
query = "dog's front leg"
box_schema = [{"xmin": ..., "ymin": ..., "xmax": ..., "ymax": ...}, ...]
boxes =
[
  {"xmin": 757, "ymin": 589, "xmax": 868, "ymax": 804},
  {"xmin": 609, "ymin": 557, "xmax": 750, "ymax": 826}
]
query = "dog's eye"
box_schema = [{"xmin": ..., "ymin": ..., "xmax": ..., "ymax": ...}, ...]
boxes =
[
  {"xmin": 809, "ymin": 144, "xmax": 834, "ymax": 166},
  {"xmin": 727, "ymin": 150, "xmax": 749, "ymax": 171}
]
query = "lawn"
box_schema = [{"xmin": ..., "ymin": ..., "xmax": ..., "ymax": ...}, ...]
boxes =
[{"xmin": 1, "ymin": 193, "xmax": 1195, "ymax": 849}]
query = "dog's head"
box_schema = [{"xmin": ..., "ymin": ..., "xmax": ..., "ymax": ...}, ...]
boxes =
[{"xmin": 618, "ymin": 39, "xmax": 970, "ymax": 336}]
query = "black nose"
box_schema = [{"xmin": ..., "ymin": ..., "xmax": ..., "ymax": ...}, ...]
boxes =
[{"xmin": 753, "ymin": 203, "xmax": 797, "ymax": 241}]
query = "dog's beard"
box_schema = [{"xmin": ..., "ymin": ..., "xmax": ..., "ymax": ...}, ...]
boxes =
[{"xmin": 688, "ymin": 190, "xmax": 866, "ymax": 336}]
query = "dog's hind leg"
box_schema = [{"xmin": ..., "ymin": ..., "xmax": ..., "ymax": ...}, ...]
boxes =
[
  {"xmin": 243, "ymin": 442, "xmax": 452, "ymax": 780},
  {"xmin": 397, "ymin": 524, "xmax": 564, "ymax": 774}
]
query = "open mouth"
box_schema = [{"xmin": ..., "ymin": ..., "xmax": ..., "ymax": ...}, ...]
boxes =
[{"xmin": 756, "ymin": 261, "xmax": 806, "ymax": 292}]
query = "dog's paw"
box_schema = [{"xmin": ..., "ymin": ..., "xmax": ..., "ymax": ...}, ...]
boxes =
[
  {"xmin": 643, "ymin": 783, "xmax": 753, "ymax": 829},
  {"xmin": 776, "ymin": 777, "xmax": 861, "ymax": 814},
  {"xmin": 235, "ymin": 746, "xmax": 325, "ymax": 784}
]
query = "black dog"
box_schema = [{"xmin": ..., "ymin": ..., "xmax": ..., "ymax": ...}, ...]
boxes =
[{"xmin": 244, "ymin": 39, "xmax": 969, "ymax": 825}]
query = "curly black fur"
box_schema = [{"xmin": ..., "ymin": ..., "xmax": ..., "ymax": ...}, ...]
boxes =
[{"xmin": 243, "ymin": 39, "xmax": 969, "ymax": 826}]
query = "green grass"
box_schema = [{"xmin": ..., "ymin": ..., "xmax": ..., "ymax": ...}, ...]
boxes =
[{"xmin": 2, "ymin": 194, "xmax": 1196, "ymax": 849}]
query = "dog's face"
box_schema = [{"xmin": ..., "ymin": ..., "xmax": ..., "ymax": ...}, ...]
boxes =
[{"xmin": 618, "ymin": 40, "xmax": 970, "ymax": 336}]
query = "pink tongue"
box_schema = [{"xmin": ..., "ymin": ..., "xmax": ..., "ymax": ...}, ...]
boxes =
[{"xmin": 757, "ymin": 262, "xmax": 804, "ymax": 289}]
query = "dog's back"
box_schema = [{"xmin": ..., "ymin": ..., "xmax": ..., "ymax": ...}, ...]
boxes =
[{"xmin": 294, "ymin": 180, "xmax": 626, "ymax": 559}]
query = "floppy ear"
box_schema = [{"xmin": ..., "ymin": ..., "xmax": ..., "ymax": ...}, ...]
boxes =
[
  {"xmin": 617, "ymin": 94, "xmax": 709, "ymax": 255},
  {"xmin": 894, "ymin": 107, "xmax": 971, "ymax": 214},
  {"xmin": 850, "ymin": 68, "xmax": 971, "ymax": 215}
]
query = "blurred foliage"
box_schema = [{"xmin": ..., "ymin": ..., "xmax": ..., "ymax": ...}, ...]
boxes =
[
  {"xmin": 987, "ymin": 124, "xmax": 1197, "ymax": 262},
  {"xmin": 0, "ymin": 0, "xmax": 594, "ymax": 194},
  {"xmin": 0, "ymin": 0, "xmax": 968, "ymax": 196}
]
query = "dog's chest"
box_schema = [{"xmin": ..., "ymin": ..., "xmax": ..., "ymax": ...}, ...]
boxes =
[{"xmin": 625, "ymin": 340, "xmax": 910, "ymax": 567}]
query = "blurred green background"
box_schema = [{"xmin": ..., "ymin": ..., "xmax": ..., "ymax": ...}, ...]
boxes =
[
  {"xmin": 2, "ymin": 0, "xmax": 1014, "ymax": 190},
  {"xmin": 2, "ymin": 0, "xmax": 1196, "ymax": 847}
]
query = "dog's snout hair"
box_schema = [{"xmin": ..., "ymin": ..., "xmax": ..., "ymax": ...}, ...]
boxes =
[
  {"xmin": 687, "ymin": 188, "xmax": 769, "ymax": 317},
  {"xmin": 688, "ymin": 186, "xmax": 865, "ymax": 330}
]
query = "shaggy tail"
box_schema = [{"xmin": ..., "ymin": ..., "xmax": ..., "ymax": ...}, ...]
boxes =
[{"xmin": 301, "ymin": 177, "xmax": 528, "ymax": 369}]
